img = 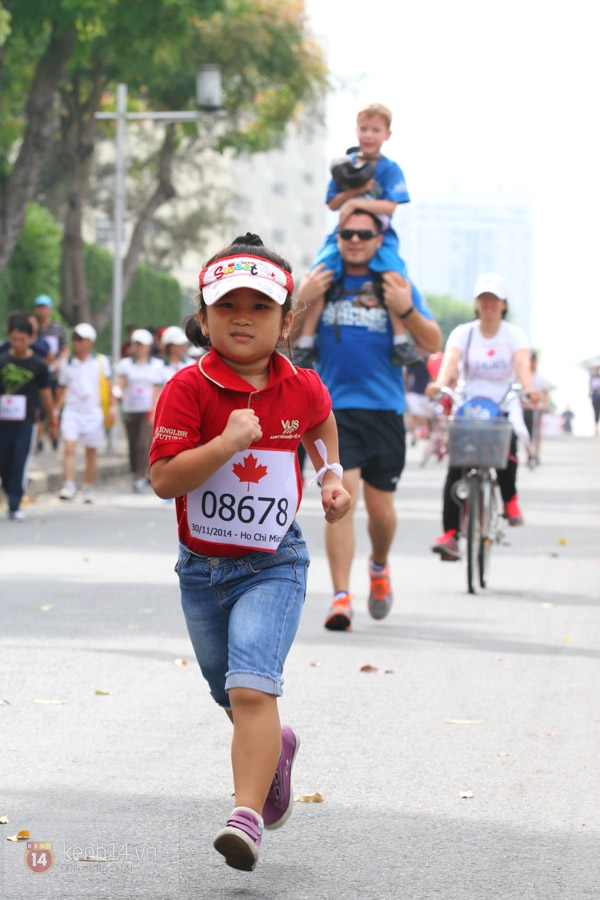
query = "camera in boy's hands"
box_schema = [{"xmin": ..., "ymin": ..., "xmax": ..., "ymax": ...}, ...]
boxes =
[{"xmin": 330, "ymin": 153, "xmax": 376, "ymax": 191}]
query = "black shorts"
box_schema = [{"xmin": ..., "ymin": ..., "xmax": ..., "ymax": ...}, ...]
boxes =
[{"xmin": 333, "ymin": 408, "xmax": 406, "ymax": 492}]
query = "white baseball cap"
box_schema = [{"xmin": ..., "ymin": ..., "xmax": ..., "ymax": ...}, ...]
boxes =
[
  {"xmin": 130, "ymin": 328, "xmax": 154, "ymax": 346},
  {"xmin": 473, "ymin": 273, "xmax": 507, "ymax": 300},
  {"xmin": 73, "ymin": 322, "xmax": 97, "ymax": 341},
  {"xmin": 199, "ymin": 254, "xmax": 294, "ymax": 306},
  {"xmin": 161, "ymin": 326, "xmax": 188, "ymax": 346}
]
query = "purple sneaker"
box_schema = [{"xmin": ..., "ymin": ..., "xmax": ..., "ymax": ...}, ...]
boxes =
[
  {"xmin": 213, "ymin": 807, "xmax": 263, "ymax": 871},
  {"xmin": 262, "ymin": 725, "xmax": 300, "ymax": 830}
]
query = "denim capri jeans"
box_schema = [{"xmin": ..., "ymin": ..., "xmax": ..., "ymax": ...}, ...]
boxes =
[{"xmin": 175, "ymin": 520, "xmax": 310, "ymax": 709}]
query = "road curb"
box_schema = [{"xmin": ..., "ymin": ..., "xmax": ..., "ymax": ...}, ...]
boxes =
[{"xmin": 26, "ymin": 454, "xmax": 132, "ymax": 499}]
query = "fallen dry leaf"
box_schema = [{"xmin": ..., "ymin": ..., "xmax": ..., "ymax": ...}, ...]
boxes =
[
  {"xmin": 7, "ymin": 830, "xmax": 30, "ymax": 842},
  {"xmin": 309, "ymin": 661, "xmax": 321, "ymax": 667},
  {"xmin": 557, "ymin": 537, "xmax": 570, "ymax": 546},
  {"xmin": 94, "ymin": 690, "xmax": 116, "ymax": 696},
  {"xmin": 38, "ymin": 604, "xmax": 53, "ymax": 612},
  {"xmin": 295, "ymin": 792, "xmax": 324, "ymax": 803},
  {"xmin": 0, "ymin": 816, "xmax": 9, "ymax": 825},
  {"xmin": 459, "ymin": 791, "xmax": 474, "ymax": 799},
  {"xmin": 563, "ymin": 636, "xmax": 573, "ymax": 643},
  {"xmin": 359, "ymin": 665, "xmax": 395, "ymax": 675},
  {"xmin": 497, "ymin": 752, "xmax": 512, "ymax": 757},
  {"xmin": 1, "ymin": 699, "xmax": 10, "ymax": 706},
  {"xmin": 173, "ymin": 659, "xmax": 188, "ymax": 666},
  {"xmin": 71, "ymin": 855, "xmax": 108, "ymax": 862},
  {"xmin": 32, "ymin": 699, "xmax": 68, "ymax": 705},
  {"xmin": 443, "ymin": 718, "xmax": 483, "ymax": 725}
]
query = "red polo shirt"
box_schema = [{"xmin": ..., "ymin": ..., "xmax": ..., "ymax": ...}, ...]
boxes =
[{"xmin": 150, "ymin": 349, "xmax": 332, "ymax": 556}]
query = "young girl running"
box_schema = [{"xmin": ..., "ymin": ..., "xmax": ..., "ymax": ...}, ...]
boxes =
[{"xmin": 150, "ymin": 233, "xmax": 351, "ymax": 872}]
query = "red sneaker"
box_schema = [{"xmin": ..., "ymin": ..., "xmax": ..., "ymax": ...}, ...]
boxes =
[
  {"xmin": 504, "ymin": 494, "xmax": 524, "ymax": 526},
  {"xmin": 431, "ymin": 529, "xmax": 460, "ymax": 561}
]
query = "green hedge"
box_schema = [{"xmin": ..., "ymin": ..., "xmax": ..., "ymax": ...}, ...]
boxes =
[
  {"xmin": 0, "ymin": 204, "xmax": 61, "ymax": 319},
  {"xmin": 0, "ymin": 203, "xmax": 184, "ymax": 352},
  {"xmin": 85, "ymin": 243, "xmax": 185, "ymax": 355}
]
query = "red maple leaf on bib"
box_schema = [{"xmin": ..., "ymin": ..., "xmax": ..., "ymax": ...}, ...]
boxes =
[{"xmin": 233, "ymin": 453, "xmax": 268, "ymax": 490}]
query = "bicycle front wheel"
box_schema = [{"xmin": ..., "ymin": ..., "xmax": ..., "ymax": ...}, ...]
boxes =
[
  {"xmin": 479, "ymin": 478, "xmax": 493, "ymax": 588},
  {"xmin": 466, "ymin": 477, "xmax": 481, "ymax": 594}
]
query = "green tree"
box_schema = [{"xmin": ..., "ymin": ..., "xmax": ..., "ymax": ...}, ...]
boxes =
[
  {"xmin": 56, "ymin": 0, "xmax": 327, "ymax": 333},
  {"xmin": 0, "ymin": 1, "xmax": 93, "ymax": 271},
  {"xmin": 0, "ymin": 202, "xmax": 61, "ymax": 323},
  {"xmin": 0, "ymin": 0, "xmax": 328, "ymax": 338},
  {"xmin": 425, "ymin": 294, "xmax": 474, "ymax": 344},
  {"xmin": 0, "ymin": 0, "xmax": 225, "ymax": 305}
]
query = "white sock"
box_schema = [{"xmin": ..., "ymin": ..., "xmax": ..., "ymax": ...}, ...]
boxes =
[
  {"xmin": 393, "ymin": 334, "xmax": 408, "ymax": 345},
  {"xmin": 297, "ymin": 335, "xmax": 315, "ymax": 348}
]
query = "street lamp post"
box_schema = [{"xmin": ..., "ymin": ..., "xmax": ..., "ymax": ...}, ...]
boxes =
[{"xmin": 94, "ymin": 66, "xmax": 222, "ymax": 377}]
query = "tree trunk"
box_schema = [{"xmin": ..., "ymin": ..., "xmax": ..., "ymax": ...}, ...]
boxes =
[
  {"xmin": 0, "ymin": 24, "xmax": 76, "ymax": 274},
  {"xmin": 58, "ymin": 64, "xmax": 107, "ymax": 326},
  {"xmin": 93, "ymin": 125, "xmax": 177, "ymax": 335}
]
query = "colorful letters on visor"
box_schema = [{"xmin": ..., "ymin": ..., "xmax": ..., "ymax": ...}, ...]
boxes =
[{"xmin": 199, "ymin": 255, "xmax": 295, "ymax": 306}]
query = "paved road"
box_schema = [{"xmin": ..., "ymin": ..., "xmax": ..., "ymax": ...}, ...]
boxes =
[{"xmin": 1, "ymin": 436, "xmax": 599, "ymax": 899}]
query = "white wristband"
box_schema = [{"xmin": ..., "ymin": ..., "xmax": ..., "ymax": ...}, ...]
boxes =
[{"xmin": 309, "ymin": 438, "xmax": 344, "ymax": 487}]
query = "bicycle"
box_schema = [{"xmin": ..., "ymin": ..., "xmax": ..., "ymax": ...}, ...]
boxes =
[{"xmin": 440, "ymin": 384, "xmax": 524, "ymax": 594}]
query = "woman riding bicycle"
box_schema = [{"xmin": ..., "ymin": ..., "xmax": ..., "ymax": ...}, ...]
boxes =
[{"xmin": 425, "ymin": 273, "xmax": 540, "ymax": 561}]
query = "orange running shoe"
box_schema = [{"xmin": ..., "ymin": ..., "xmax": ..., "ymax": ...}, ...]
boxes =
[
  {"xmin": 367, "ymin": 559, "xmax": 393, "ymax": 620},
  {"xmin": 324, "ymin": 592, "xmax": 353, "ymax": 631}
]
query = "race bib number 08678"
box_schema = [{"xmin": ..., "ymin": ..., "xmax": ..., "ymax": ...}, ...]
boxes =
[{"xmin": 186, "ymin": 448, "xmax": 298, "ymax": 552}]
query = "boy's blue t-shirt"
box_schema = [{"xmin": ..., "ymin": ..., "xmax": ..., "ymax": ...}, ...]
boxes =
[
  {"xmin": 316, "ymin": 154, "xmax": 411, "ymax": 275},
  {"xmin": 325, "ymin": 154, "xmax": 410, "ymax": 207},
  {"xmin": 315, "ymin": 273, "xmax": 433, "ymax": 414}
]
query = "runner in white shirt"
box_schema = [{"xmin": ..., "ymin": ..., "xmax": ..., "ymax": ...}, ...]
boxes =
[
  {"xmin": 522, "ymin": 351, "xmax": 551, "ymax": 464},
  {"xmin": 159, "ymin": 325, "xmax": 194, "ymax": 382},
  {"xmin": 55, "ymin": 323, "xmax": 115, "ymax": 503},
  {"xmin": 115, "ymin": 329, "xmax": 164, "ymax": 492}
]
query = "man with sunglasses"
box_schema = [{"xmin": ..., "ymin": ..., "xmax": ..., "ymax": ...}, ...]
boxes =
[
  {"xmin": 55, "ymin": 323, "xmax": 115, "ymax": 503},
  {"xmin": 297, "ymin": 210, "xmax": 441, "ymax": 630}
]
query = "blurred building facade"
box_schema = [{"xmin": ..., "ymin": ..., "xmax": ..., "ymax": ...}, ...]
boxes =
[{"xmin": 395, "ymin": 190, "xmax": 533, "ymax": 333}]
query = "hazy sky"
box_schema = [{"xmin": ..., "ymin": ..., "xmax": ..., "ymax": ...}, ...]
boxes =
[{"xmin": 305, "ymin": 0, "xmax": 600, "ymax": 431}]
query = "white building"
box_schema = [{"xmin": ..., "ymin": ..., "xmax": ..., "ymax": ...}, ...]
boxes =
[
  {"xmin": 154, "ymin": 123, "xmax": 328, "ymax": 305},
  {"xmin": 227, "ymin": 124, "xmax": 328, "ymax": 281},
  {"xmin": 395, "ymin": 190, "xmax": 533, "ymax": 333}
]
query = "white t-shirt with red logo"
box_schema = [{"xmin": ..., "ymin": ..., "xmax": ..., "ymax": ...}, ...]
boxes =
[
  {"xmin": 150, "ymin": 349, "xmax": 332, "ymax": 557},
  {"xmin": 446, "ymin": 320, "xmax": 530, "ymax": 405}
]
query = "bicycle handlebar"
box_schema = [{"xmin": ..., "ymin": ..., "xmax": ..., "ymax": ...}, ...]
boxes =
[{"xmin": 432, "ymin": 382, "xmax": 531, "ymax": 412}]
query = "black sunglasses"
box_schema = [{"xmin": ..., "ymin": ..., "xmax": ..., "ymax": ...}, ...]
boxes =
[{"xmin": 339, "ymin": 228, "xmax": 379, "ymax": 241}]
